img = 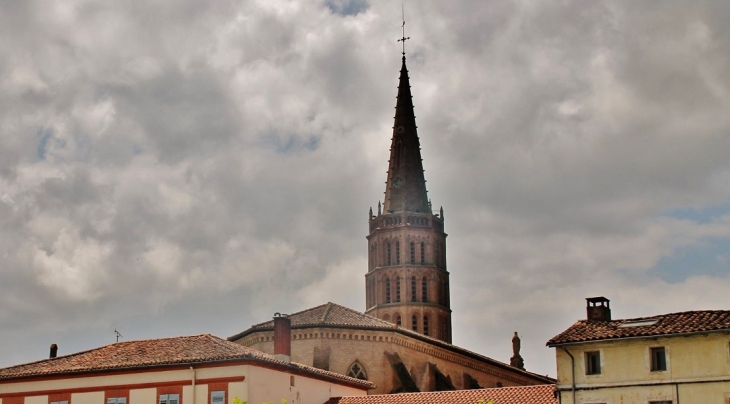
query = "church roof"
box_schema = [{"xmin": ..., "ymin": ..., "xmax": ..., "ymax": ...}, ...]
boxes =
[
  {"xmin": 229, "ymin": 302, "xmax": 397, "ymax": 339},
  {"xmin": 228, "ymin": 302, "xmax": 555, "ymax": 384},
  {"xmin": 547, "ymin": 310, "xmax": 730, "ymax": 346},
  {"xmin": 382, "ymin": 56, "xmax": 430, "ymax": 214},
  {"xmin": 0, "ymin": 334, "xmax": 373, "ymax": 389},
  {"xmin": 324, "ymin": 384, "xmax": 557, "ymax": 404}
]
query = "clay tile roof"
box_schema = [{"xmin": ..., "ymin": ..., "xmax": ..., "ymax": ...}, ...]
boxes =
[
  {"xmin": 547, "ymin": 310, "xmax": 730, "ymax": 346},
  {"xmin": 0, "ymin": 334, "xmax": 373, "ymax": 389},
  {"xmin": 229, "ymin": 302, "xmax": 397, "ymax": 340},
  {"xmin": 323, "ymin": 384, "xmax": 557, "ymax": 404}
]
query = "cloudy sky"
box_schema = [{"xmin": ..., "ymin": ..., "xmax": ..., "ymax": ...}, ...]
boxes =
[{"xmin": 1, "ymin": 0, "xmax": 730, "ymax": 378}]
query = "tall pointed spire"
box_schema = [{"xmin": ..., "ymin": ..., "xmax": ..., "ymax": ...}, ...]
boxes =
[{"xmin": 382, "ymin": 56, "xmax": 429, "ymax": 213}]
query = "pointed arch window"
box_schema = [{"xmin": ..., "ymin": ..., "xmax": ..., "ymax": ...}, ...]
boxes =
[
  {"xmin": 422, "ymin": 276, "xmax": 428, "ymax": 302},
  {"xmin": 396, "ymin": 241, "xmax": 401, "ymax": 264},
  {"xmin": 386, "ymin": 242, "xmax": 392, "ymax": 266},
  {"xmin": 395, "ymin": 276, "xmax": 401, "ymax": 302},
  {"xmin": 395, "ymin": 314, "xmax": 402, "ymax": 327},
  {"xmin": 420, "ymin": 242, "xmax": 426, "ymax": 264},
  {"xmin": 423, "ymin": 316, "xmax": 429, "ymax": 336},
  {"xmin": 385, "ymin": 278, "xmax": 391, "ymax": 304},
  {"xmin": 347, "ymin": 361, "xmax": 368, "ymax": 380},
  {"xmin": 410, "ymin": 242, "xmax": 416, "ymax": 263},
  {"xmin": 411, "ymin": 276, "xmax": 417, "ymax": 302},
  {"xmin": 411, "ymin": 315, "xmax": 418, "ymax": 332}
]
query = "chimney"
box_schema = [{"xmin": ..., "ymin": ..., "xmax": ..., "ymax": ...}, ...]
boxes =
[
  {"xmin": 49, "ymin": 343, "xmax": 58, "ymax": 358},
  {"xmin": 273, "ymin": 313, "xmax": 291, "ymax": 363},
  {"xmin": 586, "ymin": 297, "xmax": 611, "ymax": 321}
]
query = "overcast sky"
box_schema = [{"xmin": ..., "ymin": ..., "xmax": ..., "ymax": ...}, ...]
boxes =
[{"xmin": 1, "ymin": 0, "xmax": 730, "ymax": 378}]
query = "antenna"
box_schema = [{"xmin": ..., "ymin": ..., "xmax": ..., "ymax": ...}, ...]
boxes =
[
  {"xmin": 114, "ymin": 328, "xmax": 123, "ymax": 343},
  {"xmin": 397, "ymin": 3, "xmax": 410, "ymax": 56}
]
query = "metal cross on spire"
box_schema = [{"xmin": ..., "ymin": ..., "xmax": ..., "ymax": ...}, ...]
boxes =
[{"xmin": 397, "ymin": 4, "xmax": 410, "ymax": 56}]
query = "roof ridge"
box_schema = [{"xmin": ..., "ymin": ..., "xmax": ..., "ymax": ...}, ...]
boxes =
[{"xmin": 320, "ymin": 302, "xmax": 334, "ymax": 322}]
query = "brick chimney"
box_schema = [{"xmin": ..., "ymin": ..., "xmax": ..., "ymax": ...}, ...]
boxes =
[
  {"xmin": 49, "ymin": 343, "xmax": 58, "ymax": 358},
  {"xmin": 586, "ymin": 297, "xmax": 611, "ymax": 321},
  {"xmin": 273, "ymin": 313, "xmax": 291, "ymax": 363}
]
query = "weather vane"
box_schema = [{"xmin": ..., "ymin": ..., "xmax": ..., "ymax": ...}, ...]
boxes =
[
  {"xmin": 114, "ymin": 328, "xmax": 123, "ymax": 343},
  {"xmin": 397, "ymin": 4, "xmax": 410, "ymax": 56}
]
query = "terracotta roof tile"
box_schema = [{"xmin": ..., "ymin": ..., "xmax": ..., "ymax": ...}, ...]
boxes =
[
  {"xmin": 0, "ymin": 334, "xmax": 373, "ymax": 389},
  {"xmin": 323, "ymin": 384, "xmax": 557, "ymax": 404},
  {"xmin": 235, "ymin": 302, "xmax": 397, "ymax": 336},
  {"xmin": 547, "ymin": 310, "xmax": 730, "ymax": 346}
]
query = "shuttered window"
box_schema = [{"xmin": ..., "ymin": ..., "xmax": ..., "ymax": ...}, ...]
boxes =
[{"xmin": 160, "ymin": 394, "xmax": 180, "ymax": 404}]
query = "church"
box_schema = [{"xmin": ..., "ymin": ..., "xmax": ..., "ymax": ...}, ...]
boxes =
[{"xmin": 228, "ymin": 53, "xmax": 553, "ymax": 394}]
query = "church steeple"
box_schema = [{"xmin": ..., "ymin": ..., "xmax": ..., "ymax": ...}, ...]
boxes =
[
  {"xmin": 383, "ymin": 56, "xmax": 429, "ymax": 214},
  {"xmin": 365, "ymin": 54, "xmax": 452, "ymax": 344}
]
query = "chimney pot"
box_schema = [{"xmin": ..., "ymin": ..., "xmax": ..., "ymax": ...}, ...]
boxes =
[
  {"xmin": 273, "ymin": 313, "xmax": 291, "ymax": 363},
  {"xmin": 586, "ymin": 296, "xmax": 611, "ymax": 321},
  {"xmin": 50, "ymin": 343, "xmax": 58, "ymax": 358}
]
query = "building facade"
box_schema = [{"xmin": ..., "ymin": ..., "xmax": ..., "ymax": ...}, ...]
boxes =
[
  {"xmin": 230, "ymin": 303, "xmax": 553, "ymax": 394},
  {"xmin": 0, "ymin": 335, "xmax": 371, "ymax": 404},
  {"xmin": 547, "ymin": 297, "xmax": 730, "ymax": 404}
]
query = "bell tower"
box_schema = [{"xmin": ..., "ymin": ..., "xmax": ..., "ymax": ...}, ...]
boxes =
[{"xmin": 365, "ymin": 55, "xmax": 451, "ymax": 343}]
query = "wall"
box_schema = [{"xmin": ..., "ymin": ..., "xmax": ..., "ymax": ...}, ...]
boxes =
[
  {"xmin": 554, "ymin": 332, "xmax": 730, "ymax": 403},
  {"xmin": 239, "ymin": 327, "xmax": 546, "ymax": 394},
  {"xmin": 0, "ymin": 363, "xmax": 362, "ymax": 404},
  {"xmin": 246, "ymin": 366, "xmax": 364, "ymax": 404}
]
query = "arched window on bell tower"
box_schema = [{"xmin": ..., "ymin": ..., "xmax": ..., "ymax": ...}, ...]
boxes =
[
  {"xmin": 395, "ymin": 276, "xmax": 401, "ymax": 302},
  {"xmin": 423, "ymin": 315, "xmax": 429, "ymax": 336},
  {"xmin": 395, "ymin": 241, "xmax": 401, "ymax": 264},
  {"xmin": 395, "ymin": 314, "xmax": 402, "ymax": 327},
  {"xmin": 422, "ymin": 276, "xmax": 428, "ymax": 302},
  {"xmin": 410, "ymin": 276, "xmax": 417, "ymax": 302},
  {"xmin": 385, "ymin": 278, "xmax": 391, "ymax": 303},
  {"xmin": 420, "ymin": 242, "xmax": 425, "ymax": 264},
  {"xmin": 410, "ymin": 242, "xmax": 416, "ymax": 263},
  {"xmin": 411, "ymin": 315, "xmax": 418, "ymax": 332},
  {"xmin": 386, "ymin": 242, "xmax": 392, "ymax": 266}
]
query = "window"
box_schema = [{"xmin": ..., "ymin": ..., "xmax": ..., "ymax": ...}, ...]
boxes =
[
  {"xmin": 387, "ymin": 243, "xmax": 392, "ymax": 265},
  {"xmin": 290, "ymin": 376, "xmax": 295, "ymax": 386},
  {"xmin": 411, "ymin": 315, "xmax": 418, "ymax": 332},
  {"xmin": 385, "ymin": 278, "xmax": 391, "ymax": 303},
  {"xmin": 107, "ymin": 399, "xmax": 127, "ymax": 404},
  {"xmin": 411, "ymin": 276, "xmax": 417, "ymax": 302},
  {"xmin": 422, "ymin": 277, "xmax": 428, "ymax": 302},
  {"xmin": 396, "ymin": 241, "xmax": 401, "ymax": 264},
  {"xmin": 410, "ymin": 242, "xmax": 416, "ymax": 263},
  {"xmin": 160, "ymin": 395, "xmax": 180, "ymax": 404},
  {"xmin": 649, "ymin": 401, "xmax": 672, "ymax": 404},
  {"xmin": 585, "ymin": 351, "xmax": 601, "ymax": 375},
  {"xmin": 651, "ymin": 347, "xmax": 667, "ymax": 371},
  {"xmin": 423, "ymin": 316, "xmax": 429, "ymax": 336},
  {"xmin": 50, "ymin": 393, "xmax": 71, "ymax": 404},
  {"xmin": 347, "ymin": 361, "xmax": 368, "ymax": 380},
  {"xmin": 395, "ymin": 314, "xmax": 401, "ymax": 327},
  {"xmin": 210, "ymin": 391, "xmax": 225, "ymax": 404},
  {"xmin": 420, "ymin": 242, "xmax": 425, "ymax": 264},
  {"xmin": 395, "ymin": 276, "xmax": 401, "ymax": 302}
]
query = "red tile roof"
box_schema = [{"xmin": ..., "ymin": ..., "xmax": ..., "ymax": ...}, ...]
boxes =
[
  {"xmin": 230, "ymin": 302, "xmax": 555, "ymax": 384},
  {"xmin": 0, "ymin": 334, "xmax": 373, "ymax": 389},
  {"xmin": 323, "ymin": 384, "xmax": 557, "ymax": 404},
  {"xmin": 547, "ymin": 310, "xmax": 730, "ymax": 346},
  {"xmin": 230, "ymin": 302, "xmax": 398, "ymax": 339}
]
